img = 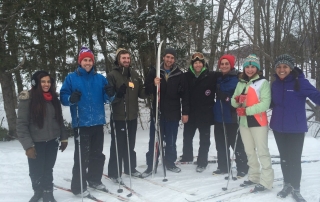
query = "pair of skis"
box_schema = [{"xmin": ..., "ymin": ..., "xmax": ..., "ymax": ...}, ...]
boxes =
[{"xmin": 151, "ymin": 40, "xmax": 167, "ymax": 182}]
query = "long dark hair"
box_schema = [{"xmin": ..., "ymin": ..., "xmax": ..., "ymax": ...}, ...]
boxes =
[
  {"xmin": 291, "ymin": 68, "xmax": 300, "ymax": 91},
  {"xmin": 29, "ymin": 72, "xmax": 63, "ymax": 128}
]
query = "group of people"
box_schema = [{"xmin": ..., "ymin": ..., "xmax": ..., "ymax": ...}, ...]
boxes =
[{"xmin": 16, "ymin": 45, "xmax": 320, "ymax": 202}]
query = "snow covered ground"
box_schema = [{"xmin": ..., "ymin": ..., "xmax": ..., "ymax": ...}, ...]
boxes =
[{"xmin": 0, "ymin": 106, "xmax": 320, "ymax": 202}]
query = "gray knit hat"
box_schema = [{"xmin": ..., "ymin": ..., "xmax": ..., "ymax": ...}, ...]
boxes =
[
  {"xmin": 164, "ymin": 48, "xmax": 176, "ymax": 58},
  {"xmin": 274, "ymin": 54, "xmax": 295, "ymax": 70}
]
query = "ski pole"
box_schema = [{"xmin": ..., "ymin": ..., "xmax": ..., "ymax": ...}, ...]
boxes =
[
  {"xmin": 109, "ymin": 105, "xmax": 123, "ymax": 193},
  {"xmin": 123, "ymin": 97, "xmax": 133, "ymax": 197},
  {"xmin": 76, "ymin": 104, "xmax": 84, "ymax": 202}
]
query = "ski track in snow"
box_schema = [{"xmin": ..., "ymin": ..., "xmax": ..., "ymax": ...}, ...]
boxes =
[{"xmin": 0, "ymin": 100, "xmax": 320, "ymax": 201}]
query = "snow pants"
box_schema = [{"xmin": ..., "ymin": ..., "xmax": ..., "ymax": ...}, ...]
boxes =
[
  {"xmin": 240, "ymin": 125, "xmax": 274, "ymax": 189},
  {"xmin": 71, "ymin": 125, "xmax": 105, "ymax": 195},
  {"xmin": 273, "ymin": 131, "xmax": 305, "ymax": 189},
  {"xmin": 28, "ymin": 138, "xmax": 59, "ymax": 192},
  {"xmin": 181, "ymin": 121, "xmax": 211, "ymax": 167},
  {"xmin": 214, "ymin": 123, "xmax": 248, "ymax": 173},
  {"xmin": 108, "ymin": 119, "xmax": 137, "ymax": 178}
]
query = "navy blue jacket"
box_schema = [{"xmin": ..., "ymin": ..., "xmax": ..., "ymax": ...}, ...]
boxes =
[
  {"xmin": 270, "ymin": 67, "xmax": 320, "ymax": 133},
  {"xmin": 213, "ymin": 69, "xmax": 239, "ymax": 123}
]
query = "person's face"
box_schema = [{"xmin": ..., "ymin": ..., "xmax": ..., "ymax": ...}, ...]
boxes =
[
  {"xmin": 163, "ymin": 54, "xmax": 175, "ymax": 69},
  {"xmin": 40, "ymin": 76, "xmax": 51, "ymax": 92},
  {"xmin": 276, "ymin": 64, "xmax": 291, "ymax": 79},
  {"xmin": 219, "ymin": 59, "xmax": 231, "ymax": 75},
  {"xmin": 193, "ymin": 61, "xmax": 203, "ymax": 74},
  {"xmin": 119, "ymin": 53, "xmax": 131, "ymax": 68},
  {"xmin": 80, "ymin": 57, "xmax": 94, "ymax": 72},
  {"xmin": 244, "ymin": 65, "xmax": 258, "ymax": 78}
]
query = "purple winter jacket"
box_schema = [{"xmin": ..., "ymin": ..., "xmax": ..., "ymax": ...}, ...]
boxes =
[{"xmin": 270, "ymin": 68, "xmax": 320, "ymax": 133}]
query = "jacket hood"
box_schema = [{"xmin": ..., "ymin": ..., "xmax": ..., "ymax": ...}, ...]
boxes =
[{"xmin": 188, "ymin": 65, "xmax": 207, "ymax": 76}]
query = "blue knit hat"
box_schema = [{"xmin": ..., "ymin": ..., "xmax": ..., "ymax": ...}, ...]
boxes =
[
  {"xmin": 274, "ymin": 54, "xmax": 295, "ymax": 70},
  {"xmin": 243, "ymin": 54, "xmax": 260, "ymax": 70}
]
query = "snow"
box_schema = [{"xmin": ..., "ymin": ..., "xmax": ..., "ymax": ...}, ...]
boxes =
[{"xmin": 1, "ymin": 110, "xmax": 320, "ymax": 202}]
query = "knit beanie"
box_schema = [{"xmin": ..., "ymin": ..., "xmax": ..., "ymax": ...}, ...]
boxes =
[
  {"xmin": 31, "ymin": 70, "xmax": 50, "ymax": 88},
  {"xmin": 114, "ymin": 48, "xmax": 130, "ymax": 66},
  {"xmin": 218, "ymin": 54, "xmax": 235, "ymax": 69},
  {"xmin": 243, "ymin": 54, "xmax": 260, "ymax": 70},
  {"xmin": 274, "ymin": 54, "xmax": 295, "ymax": 70},
  {"xmin": 164, "ymin": 48, "xmax": 176, "ymax": 58},
  {"xmin": 78, "ymin": 47, "xmax": 95, "ymax": 64}
]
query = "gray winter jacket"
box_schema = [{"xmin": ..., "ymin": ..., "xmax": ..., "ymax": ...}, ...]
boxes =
[{"xmin": 16, "ymin": 90, "xmax": 68, "ymax": 150}]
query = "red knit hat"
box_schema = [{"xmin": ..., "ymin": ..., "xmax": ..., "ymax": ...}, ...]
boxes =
[
  {"xmin": 78, "ymin": 47, "xmax": 95, "ymax": 64},
  {"xmin": 218, "ymin": 54, "xmax": 235, "ymax": 69}
]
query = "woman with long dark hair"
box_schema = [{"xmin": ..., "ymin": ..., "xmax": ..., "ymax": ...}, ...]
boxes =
[
  {"xmin": 270, "ymin": 54, "xmax": 320, "ymax": 202},
  {"xmin": 17, "ymin": 71, "xmax": 68, "ymax": 202}
]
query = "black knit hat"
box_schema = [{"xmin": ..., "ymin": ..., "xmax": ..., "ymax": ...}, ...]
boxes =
[
  {"xmin": 274, "ymin": 54, "xmax": 295, "ymax": 70},
  {"xmin": 164, "ymin": 48, "xmax": 176, "ymax": 58},
  {"xmin": 31, "ymin": 70, "xmax": 50, "ymax": 88}
]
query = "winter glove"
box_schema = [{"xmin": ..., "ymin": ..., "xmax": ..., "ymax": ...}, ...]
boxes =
[
  {"xmin": 216, "ymin": 91, "xmax": 229, "ymax": 101},
  {"xmin": 116, "ymin": 83, "xmax": 127, "ymax": 98},
  {"xmin": 234, "ymin": 94, "xmax": 246, "ymax": 104},
  {"xmin": 26, "ymin": 147, "xmax": 36, "ymax": 159},
  {"xmin": 236, "ymin": 107, "xmax": 246, "ymax": 116},
  {"xmin": 70, "ymin": 90, "xmax": 82, "ymax": 104},
  {"xmin": 104, "ymin": 84, "xmax": 115, "ymax": 97},
  {"xmin": 59, "ymin": 142, "xmax": 68, "ymax": 152}
]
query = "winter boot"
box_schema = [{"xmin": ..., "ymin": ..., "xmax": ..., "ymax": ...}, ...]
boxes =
[
  {"xmin": 141, "ymin": 167, "xmax": 153, "ymax": 178},
  {"xmin": 130, "ymin": 169, "xmax": 142, "ymax": 178},
  {"xmin": 291, "ymin": 188, "xmax": 307, "ymax": 202},
  {"xmin": 29, "ymin": 190, "xmax": 43, "ymax": 202},
  {"xmin": 250, "ymin": 184, "xmax": 266, "ymax": 193},
  {"xmin": 212, "ymin": 169, "xmax": 227, "ymax": 175},
  {"xmin": 76, "ymin": 190, "xmax": 90, "ymax": 198},
  {"xmin": 277, "ymin": 182, "xmax": 292, "ymax": 198},
  {"xmin": 236, "ymin": 171, "xmax": 247, "ymax": 178},
  {"xmin": 240, "ymin": 180, "xmax": 256, "ymax": 187},
  {"xmin": 88, "ymin": 181, "xmax": 107, "ymax": 191},
  {"xmin": 109, "ymin": 177, "xmax": 124, "ymax": 185},
  {"xmin": 43, "ymin": 190, "xmax": 56, "ymax": 202},
  {"xmin": 167, "ymin": 165, "xmax": 181, "ymax": 173},
  {"xmin": 196, "ymin": 166, "xmax": 206, "ymax": 173}
]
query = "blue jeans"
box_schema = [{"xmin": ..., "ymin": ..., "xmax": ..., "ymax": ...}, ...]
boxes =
[{"xmin": 160, "ymin": 119, "xmax": 179, "ymax": 167}]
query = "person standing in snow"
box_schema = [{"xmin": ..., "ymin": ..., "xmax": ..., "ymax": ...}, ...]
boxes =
[
  {"xmin": 60, "ymin": 47, "xmax": 115, "ymax": 197},
  {"xmin": 107, "ymin": 48, "xmax": 146, "ymax": 182},
  {"xmin": 231, "ymin": 54, "xmax": 274, "ymax": 192},
  {"xmin": 270, "ymin": 54, "xmax": 320, "ymax": 202},
  {"xmin": 142, "ymin": 47, "xmax": 189, "ymax": 177},
  {"xmin": 180, "ymin": 52, "xmax": 216, "ymax": 172},
  {"xmin": 17, "ymin": 71, "xmax": 68, "ymax": 202},
  {"xmin": 212, "ymin": 54, "xmax": 248, "ymax": 177}
]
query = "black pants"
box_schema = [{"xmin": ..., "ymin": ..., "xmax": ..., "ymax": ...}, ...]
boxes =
[
  {"xmin": 273, "ymin": 131, "xmax": 305, "ymax": 189},
  {"xmin": 28, "ymin": 138, "xmax": 59, "ymax": 192},
  {"xmin": 146, "ymin": 117, "xmax": 160, "ymax": 168},
  {"xmin": 214, "ymin": 123, "xmax": 248, "ymax": 173},
  {"xmin": 108, "ymin": 119, "xmax": 137, "ymax": 178},
  {"xmin": 181, "ymin": 121, "xmax": 211, "ymax": 167},
  {"xmin": 71, "ymin": 125, "xmax": 105, "ymax": 195}
]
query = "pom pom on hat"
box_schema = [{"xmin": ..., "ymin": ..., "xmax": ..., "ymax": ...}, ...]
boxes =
[
  {"xmin": 78, "ymin": 47, "xmax": 95, "ymax": 64},
  {"xmin": 164, "ymin": 48, "xmax": 177, "ymax": 58},
  {"xmin": 243, "ymin": 54, "xmax": 260, "ymax": 70},
  {"xmin": 274, "ymin": 54, "xmax": 295, "ymax": 70},
  {"xmin": 218, "ymin": 54, "xmax": 236, "ymax": 69}
]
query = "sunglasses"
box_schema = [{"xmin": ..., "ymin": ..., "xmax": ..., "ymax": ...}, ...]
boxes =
[{"xmin": 191, "ymin": 52, "xmax": 205, "ymax": 61}]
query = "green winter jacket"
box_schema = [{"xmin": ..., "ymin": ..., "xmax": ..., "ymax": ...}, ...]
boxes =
[
  {"xmin": 231, "ymin": 74, "xmax": 271, "ymax": 128},
  {"xmin": 107, "ymin": 66, "xmax": 146, "ymax": 121}
]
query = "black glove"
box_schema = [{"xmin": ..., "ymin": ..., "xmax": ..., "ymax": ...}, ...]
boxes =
[
  {"xmin": 116, "ymin": 83, "xmax": 127, "ymax": 98},
  {"xmin": 70, "ymin": 90, "xmax": 82, "ymax": 104},
  {"xmin": 216, "ymin": 91, "xmax": 229, "ymax": 101},
  {"xmin": 104, "ymin": 84, "xmax": 115, "ymax": 97}
]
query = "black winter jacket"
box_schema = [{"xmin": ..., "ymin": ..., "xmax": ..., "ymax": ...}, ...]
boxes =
[
  {"xmin": 145, "ymin": 63, "xmax": 189, "ymax": 121},
  {"xmin": 184, "ymin": 67, "xmax": 216, "ymax": 125}
]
